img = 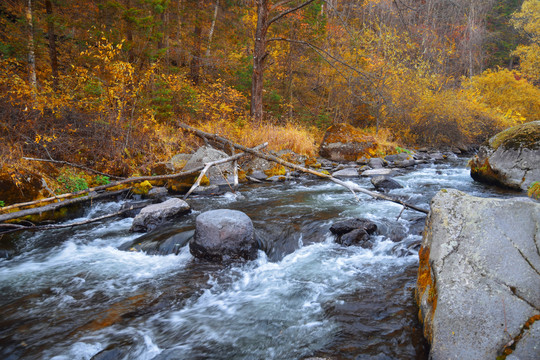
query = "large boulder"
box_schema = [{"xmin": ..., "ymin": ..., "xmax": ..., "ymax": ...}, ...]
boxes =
[
  {"xmin": 182, "ymin": 146, "xmax": 236, "ymax": 186},
  {"xmin": 469, "ymin": 121, "xmax": 540, "ymax": 191},
  {"xmin": 416, "ymin": 189, "xmax": 540, "ymax": 359},
  {"xmin": 190, "ymin": 209, "xmax": 258, "ymax": 262},
  {"xmin": 319, "ymin": 123, "xmax": 378, "ymax": 162},
  {"xmin": 130, "ymin": 198, "xmax": 190, "ymax": 232}
]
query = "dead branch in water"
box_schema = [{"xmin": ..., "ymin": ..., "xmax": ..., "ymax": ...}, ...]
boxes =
[
  {"xmin": 0, "ymin": 203, "xmax": 147, "ymax": 234},
  {"xmin": 178, "ymin": 122, "xmax": 429, "ymax": 214}
]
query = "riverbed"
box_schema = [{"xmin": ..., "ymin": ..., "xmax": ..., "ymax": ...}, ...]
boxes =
[{"xmin": 0, "ymin": 159, "xmax": 519, "ymax": 359}]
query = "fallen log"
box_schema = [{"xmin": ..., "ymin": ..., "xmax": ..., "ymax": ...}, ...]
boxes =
[
  {"xmin": 0, "ymin": 189, "xmax": 130, "ymax": 223},
  {"xmin": 0, "ymin": 164, "xmax": 209, "ymax": 214},
  {"xmin": 0, "ymin": 203, "xmax": 147, "ymax": 234},
  {"xmin": 178, "ymin": 122, "xmax": 429, "ymax": 214},
  {"xmin": 1, "ymin": 144, "xmax": 267, "ymax": 223}
]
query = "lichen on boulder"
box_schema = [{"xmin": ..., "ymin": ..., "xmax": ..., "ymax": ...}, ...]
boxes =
[
  {"xmin": 416, "ymin": 189, "xmax": 540, "ymax": 359},
  {"xmin": 469, "ymin": 121, "xmax": 540, "ymax": 191}
]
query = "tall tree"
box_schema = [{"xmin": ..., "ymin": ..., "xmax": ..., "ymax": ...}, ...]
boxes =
[
  {"xmin": 26, "ymin": 0, "xmax": 37, "ymax": 96},
  {"xmin": 251, "ymin": 0, "xmax": 319, "ymax": 122},
  {"xmin": 45, "ymin": 0, "xmax": 59, "ymax": 90}
]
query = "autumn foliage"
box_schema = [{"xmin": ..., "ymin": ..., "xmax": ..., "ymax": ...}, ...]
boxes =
[{"xmin": 0, "ymin": 0, "xmax": 539, "ymax": 191}]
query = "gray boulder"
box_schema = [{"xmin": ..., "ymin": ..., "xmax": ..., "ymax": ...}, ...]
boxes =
[
  {"xmin": 416, "ymin": 189, "xmax": 540, "ymax": 360},
  {"xmin": 130, "ymin": 198, "xmax": 190, "ymax": 232},
  {"xmin": 361, "ymin": 168, "xmax": 395, "ymax": 177},
  {"xmin": 183, "ymin": 146, "xmax": 235, "ymax": 186},
  {"xmin": 368, "ymin": 157, "xmax": 386, "ymax": 169},
  {"xmin": 190, "ymin": 209, "xmax": 258, "ymax": 262},
  {"xmin": 332, "ymin": 168, "xmax": 359, "ymax": 177},
  {"xmin": 470, "ymin": 121, "xmax": 540, "ymax": 191},
  {"xmin": 371, "ymin": 175, "xmax": 403, "ymax": 191}
]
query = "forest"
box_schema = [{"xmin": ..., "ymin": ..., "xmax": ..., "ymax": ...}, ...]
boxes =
[{"xmin": 0, "ymin": 0, "xmax": 539, "ymax": 197}]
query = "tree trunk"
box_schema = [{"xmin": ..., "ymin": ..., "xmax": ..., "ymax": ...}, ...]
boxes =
[
  {"xmin": 205, "ymin": 0, "xmax": 219, "ymax": 58},
  {"xmin": 250, "ymin": 0, "xmax": 270, "ymax": 122},
  {"xmin": 45, "ymin": 0, "xmax": 59, "ymax": 90},
  {"xmin": 189, "ymin": 0, "xmax": 203, "ymax": 85},
  {"xmin": 26, "ymin": 0, "xmax": 37, "ymax": 96}
]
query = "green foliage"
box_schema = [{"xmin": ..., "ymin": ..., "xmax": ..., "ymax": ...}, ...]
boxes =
[
  {"xmin": 395, "ymin": 146, "xmax": 412, "ymax": 154},
  {"xmin": 57, "ymin": 170, "xmax": 89, "ymax": 194},
  {"xmin": 528, "ymin": 181, "xmax": 540, "ymax": 200},
  {"xmin": 93, "ymin": 175, "xmax": 110, "ymax": 186},
  {"xmin": 0, "ymin": 200, "xmax": 5, "ymax": 207}
]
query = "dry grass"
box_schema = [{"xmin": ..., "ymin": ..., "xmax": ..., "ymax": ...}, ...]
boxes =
[{"xmin": 195, "ymin": 119, "xmax": 321, "ymax": 156}]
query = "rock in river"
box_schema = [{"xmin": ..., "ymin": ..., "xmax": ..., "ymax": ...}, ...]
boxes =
[
  {"xmin": 416, "ymin": 189, "xmax": 540, "ymax": 360},
  {"xmin": 190, "ymin": 209, "xmax": 258, "ymax": 262},
  {"xmin": 371, "ymin": 175, "xmax": 403, "ymax": 191},
  {"xmin": 469, "ymin": 121, "xmax": 540, "ymax": 191},
  {"xmin": 130, "ymin": 198, "xmax": 190, "ymax": 232},
  {"xmin": 330, "ymin": 218, "xmax": 378, "ymax": 248}
]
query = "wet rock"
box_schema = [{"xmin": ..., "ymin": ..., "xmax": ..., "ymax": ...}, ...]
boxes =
[
  {"xmin": 319, "ymin": 123, "xmax": 378, "ymax": 162},
  {"xmin": 267, "ymin": 175, "xmax": 287, "ymax": 182},
  {"xmin": 371, "ymin": 176, "xmax": 403, "ymax": 191},
  {"xmin": 429, "ymin": 152, "xmax": 444, "ymax": 161},
  {"xmin": 337, "ymin": 229, "xmax": 373, "ymax": 248},
  {"xmin": 416, "ymin": 189, "xmax": 540, "ymax": 359},
  {"xmin": 190, "ymin": 209, "xmax": 258, "ymax": 262},
  {"xmin": 330, "ymin": 219, "xmax": 378, "ymax": 235},
  {"xmin": 393, "ymin": 159, "xmax": 416, "ymax": 168},
  {"xmin": 332, "ymin": 168, "xmax": 359, "ymax": 177},
  {"xmin": 368, "ymin": 157, "xmax": 386, "ymax": 169},
  {"xmin": 249, "ymin": 170, "xmax": 268, "ymax": 181},
  {"xmin": 361, "ymin": 168, "xmax": 395, "ymax": 177},
  {"xmin": 120, "ymin": 228, "xmax": 194, "ymax": 255},
  {"xmin": 469, "ymin": 120, "xmax": 540, "ymax": 191},
  {"xmin": 147, "ymin": 187, "xmax": 168, "ymax": 200},
  {"xmin": 330, "ymin": 218, "xmax": 377, "ymax": 247},
  {"xmin": 130, "ymin": 198, "xmax": 190, "ymax": 232},
  {"xmin": 191, "ymin": 184, "xmax": 220, "ymax": 195}
]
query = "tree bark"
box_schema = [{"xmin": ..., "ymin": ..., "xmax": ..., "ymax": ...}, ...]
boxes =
[
  {"xmin": 250, "ymin": 0, "xmax": 270, "ymax": 122},
  {"xmin": 45, "ymin": 0, "xmax": 59, "ymax": 90},
  {"xmin": 189, "ymin": 0, "xmax": 203, "ymax": 85},
  {"xmin": 26, "ymin": 0, "xmax": 37, "ymax": 96},
  {"xmin": 205, "ymin": 0, "xmax": 219, "ymax": 58},
  {"xmin": 250, "ymin": 0, "xmax": 320, "ymax": 122}
]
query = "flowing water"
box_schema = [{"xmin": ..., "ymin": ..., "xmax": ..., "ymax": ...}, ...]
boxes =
[{"xmin": 0, "ymin": 159, "xmax": 520, "ymax": 360}]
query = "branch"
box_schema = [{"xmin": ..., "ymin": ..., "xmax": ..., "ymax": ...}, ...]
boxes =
[
  {"xmin": 178, "ymin": 123, "xmax": 428, "ymax": 214},
  {"xmin": 183, "ymin": 143, "xmax": 267, "ymax": 199},
  {"xmin": 0, "ymin": 189, "xmax": 130, "ymax": 223},
  {"xmin": 23, "ymin": 157, "xmax": 124, "ymax": 180},
  {"xmin": 269, "ymin": 0, "xmax": 318, "ymax": 26},
  {"xmin": 0, "ymin": 165, "xmax": 208, "ymax": 214},
  {"xmin": 0, "ymin": 203, "xmax": 147, "ymax": 234}
]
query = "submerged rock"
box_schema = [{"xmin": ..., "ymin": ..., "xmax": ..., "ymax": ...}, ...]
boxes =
[
  {"xmin": 371, "ymin": 175, "xmax": 403, "ymax": 191},
  {"xmin": 416, "ymin": 189, "xmax": 540, "ymax": 359},
  {"xmin": 190, "ymin": 209, "xmax": 257, "ymax": 262},
  {"xmin": 469, "ymin": 121, "xmax": 540, "ymax": 191},
  {"xmin": 130, "ymin": 198, "xmax": 190, "ymax": 232},
  {"xmin": 330, "ymin": 218, "xmax": 377, "ymax": 247}
]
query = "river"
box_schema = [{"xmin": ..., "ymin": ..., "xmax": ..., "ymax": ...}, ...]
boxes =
[{"xmin": 0, "ymin": 158, "xmax": 519, "ymax": 360}]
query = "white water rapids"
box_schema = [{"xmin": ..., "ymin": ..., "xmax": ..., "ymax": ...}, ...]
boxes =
[{"xmin": 0, "ymin": 160, "xmax": 518, "ymax": 359}]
